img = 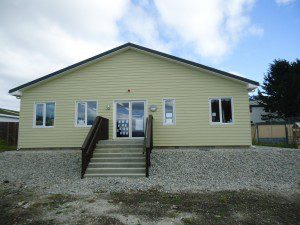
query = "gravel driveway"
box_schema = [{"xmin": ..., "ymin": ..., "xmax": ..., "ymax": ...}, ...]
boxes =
[{"xmin": 0, "ymin": 147, "xmax": 299, "ymax": 195}]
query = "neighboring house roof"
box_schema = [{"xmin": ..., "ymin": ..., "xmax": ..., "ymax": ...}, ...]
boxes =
[
  {"xmin": 0, "ymin": 108, "xmax": 19, "ymax": 118},
  {"xmin": 249, "ymin": 100, "xmax": 264, "ymax": 107},
  {"xmin": 9, "ymin": 42, "xmax": 259, "ymax": 95}
]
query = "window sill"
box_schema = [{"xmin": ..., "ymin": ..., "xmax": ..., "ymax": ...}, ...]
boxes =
[
  {"xmin": 163, "ymin": 123, "xmax": 176, "ymax": 126},
  {"xmin": 75, "ymin": 125, "xmax": 92, "ymax": 128},
  {"xmin": 210, "ymin": 122, "xmax": 234, "ymax": 125}
]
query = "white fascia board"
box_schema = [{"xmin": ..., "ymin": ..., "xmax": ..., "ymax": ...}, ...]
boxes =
[
  {"xmin": 9, "ymin": 90, "xmax": 22, "ymax": 97},
  {"xmin": 247, "ymin": 83, "xmax": 259, "ymax": 92}
]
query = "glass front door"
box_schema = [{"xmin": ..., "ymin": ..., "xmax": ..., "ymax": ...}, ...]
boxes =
[{"xmin": 115, "ymin": 101, "xmax": 146, "ymax": 138}]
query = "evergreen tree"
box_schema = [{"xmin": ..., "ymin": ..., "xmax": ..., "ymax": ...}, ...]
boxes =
[{"xmin": 257, "ymin": 59, "xmax": 300, "ymax": 121}]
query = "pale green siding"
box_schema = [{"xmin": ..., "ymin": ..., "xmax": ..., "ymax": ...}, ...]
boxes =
[{"xmin": 18, "ymin": 49, "xmax": 251, "ymax": 148}]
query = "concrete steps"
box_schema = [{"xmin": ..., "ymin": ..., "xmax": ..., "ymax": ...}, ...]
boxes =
[{"xmin": 85, "ymin": 139, "xmax": 145, "ymax": 177}]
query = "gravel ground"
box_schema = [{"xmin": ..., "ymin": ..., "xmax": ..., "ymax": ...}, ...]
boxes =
[{"xmin": 0, "ymin": 147, "xmax": 299, "ymax": 195}]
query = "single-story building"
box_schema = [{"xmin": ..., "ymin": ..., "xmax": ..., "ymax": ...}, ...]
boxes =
[
  {"xmin": 9, "ymin": 43, "xmax": 259, "ymax": 177},
  {"xmin": 0, "ymin": 108, "xmax": 19, "ymax": 122},
  {"xmin": 9, "ymin": 43, "xmax": 259, "ymax": 149}
]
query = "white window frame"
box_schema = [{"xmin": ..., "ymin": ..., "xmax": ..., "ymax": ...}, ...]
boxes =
[
  {"xmin": 33, "ymin": 102, "xmax": 56, "ymax": 128},
  {"xmin": 75, "ymin": 100, "xmax": 98, "ymax": 127},
  {"xmin": 209, "ymin": 97, "xmax": 234, "ymax": 125},
  {"xmin": 163, "ymin": 98, "xmax": 176, "ymax": 126}
]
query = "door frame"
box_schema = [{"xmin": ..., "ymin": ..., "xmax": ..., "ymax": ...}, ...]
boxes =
[{"xmin": 113, "ymin": 99, "xmax": 148, "ymax": 139}]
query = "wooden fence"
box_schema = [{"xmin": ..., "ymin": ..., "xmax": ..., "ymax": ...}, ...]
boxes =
[
  {"xmin": 251, "ymin": 123, "xmax": 294, "ymax": 144},
  {"xmin": 0, "ymin": 122, "xmax": 19, "ymax": 146}
]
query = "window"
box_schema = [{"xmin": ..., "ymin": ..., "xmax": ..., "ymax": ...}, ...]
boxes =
[
  {"xmin": 34, "ymin": 102, "xmax": 55, "ymax": 127},
  {"xmin": 76, "ymin": 101, "xmax": 97, "ymax": 126},
  {"xmin": 163, "ymin": 99, "xmax": 175, "ymax": 125},
  {"xmin": 209, "ymin": 98, "xmax": 233, "ymax": 124}
]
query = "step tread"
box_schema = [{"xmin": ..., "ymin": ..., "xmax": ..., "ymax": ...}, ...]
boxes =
[
  {"xmin": 95, "ymin": 147, "xmax": 143, "ymax": 149},
  {"xmin": 92, "ymin": 154, "xmax": 144, "ymax": 158},
  {"xmin": 91, "ymin": 157, "xmax": 145, "ymax": 163},
  {"xmin": 100, "ymin": 141, "xmax": 143, "ymax": 142},
  {"xmin": 94, "ymin": 151, "xmax": 143, "ymax": 153},
  {"xmin": 94, "ymin": 149, "xmax": 144, "ymax": 150},
  {"xmin": 87, "ymin": 167, "xmax": 145, "ymax": 170},
  {"xmin": 89, "ymin": 162, "xmax": 145, "ymax": 165},
  {"xmin": 97, "ymin": 145, "xmax": 144, "ymax": 148},
  {"xmin": 84, "ymin": 173, "xmax": 145, "ymax": 177},
  {"xmin": 92, "ymin": 157, "xmax": 144, "ymax": 159},
  {"xmin": 88, "ymin": 162, "xmax": 145, "ymax": 168},
  {"xmin": 93, "ymin": 152, "xmax": 143, "ymax": 155}
]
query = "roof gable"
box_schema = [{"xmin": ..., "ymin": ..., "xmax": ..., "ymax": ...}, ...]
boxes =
[{"xmin": 9, "ymin": 43, "xmax": 259, "ymax": 95}]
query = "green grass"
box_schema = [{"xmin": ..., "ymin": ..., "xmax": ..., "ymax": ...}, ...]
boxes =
[
  {"xmin": 0, "ymin": 139, "xmax": 16, "ymax": 152},
  {"xmin": 252, "ymin": 140, "xmax": 297, "ymax": 149}
]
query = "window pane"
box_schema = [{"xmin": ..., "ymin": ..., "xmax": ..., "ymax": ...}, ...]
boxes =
[
  {"xmin": 164, "ymin": 100, "xmax": 174, "ymax": 124},
  {"xmin": 45, "ymin": 103, "xmax": 55, "ymax": 126},
  {"xmin": 35, "ymin": 104, "xmax": 44, "ymax": 126},
  {"xmin": 77, "ymin": 102, "xmax": 86, "ymax": 125},
  {"xmin": 211, "ymin": 99, "xmax": 220, "ymax": 122},
  {"xmin": 87, "ymin": 101, "xmax": 97, "ymax": 125},
  {"xmin": 221, "ymin": 98, "xmax": 232, "ymax": 123}
]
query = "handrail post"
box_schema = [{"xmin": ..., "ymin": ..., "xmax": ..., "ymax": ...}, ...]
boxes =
[
  {"xmin": 150, "ymin": 115, "xmax": 153, "ymax": 152},
  {"xmin": 144, "ymin": 115, "xmax": 153, "ymax": 178}
]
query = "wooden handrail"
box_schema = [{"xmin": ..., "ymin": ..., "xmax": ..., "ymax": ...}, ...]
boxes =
[
  {"xmin": 144, "ymin": 115, "xmax": 153, "ymax": 177},
  {"xmin": 81, "ymin": 117, "xmax": 101, "ymax": 151},
  {"xmin": 81, "ymin": 116, "xmax": 109, "ymax": 178}
]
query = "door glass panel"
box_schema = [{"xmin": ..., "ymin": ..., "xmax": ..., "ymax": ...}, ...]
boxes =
[
  {"xmin": 116, "ymin": 102, "xmax": 129, "ymax": 137},
  {"xmin": 132, "ymin": 102, "xmax": 145, "ymax": 137}
]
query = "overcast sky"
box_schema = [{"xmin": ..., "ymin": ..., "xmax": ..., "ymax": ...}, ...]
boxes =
[{"xmin": 0, "ymin": 0, "xmax": 299, "ymax": 110}]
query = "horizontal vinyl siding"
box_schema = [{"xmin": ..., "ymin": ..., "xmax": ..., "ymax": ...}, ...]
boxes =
[{"xmin": 18, "ymin": 49, "xmax": 251, "ymax": 148}]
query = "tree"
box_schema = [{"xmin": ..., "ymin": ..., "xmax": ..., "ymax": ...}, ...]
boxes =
[{"xmin": 257, "ymin": 59, "xmax": 300, "ymax": 121}]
